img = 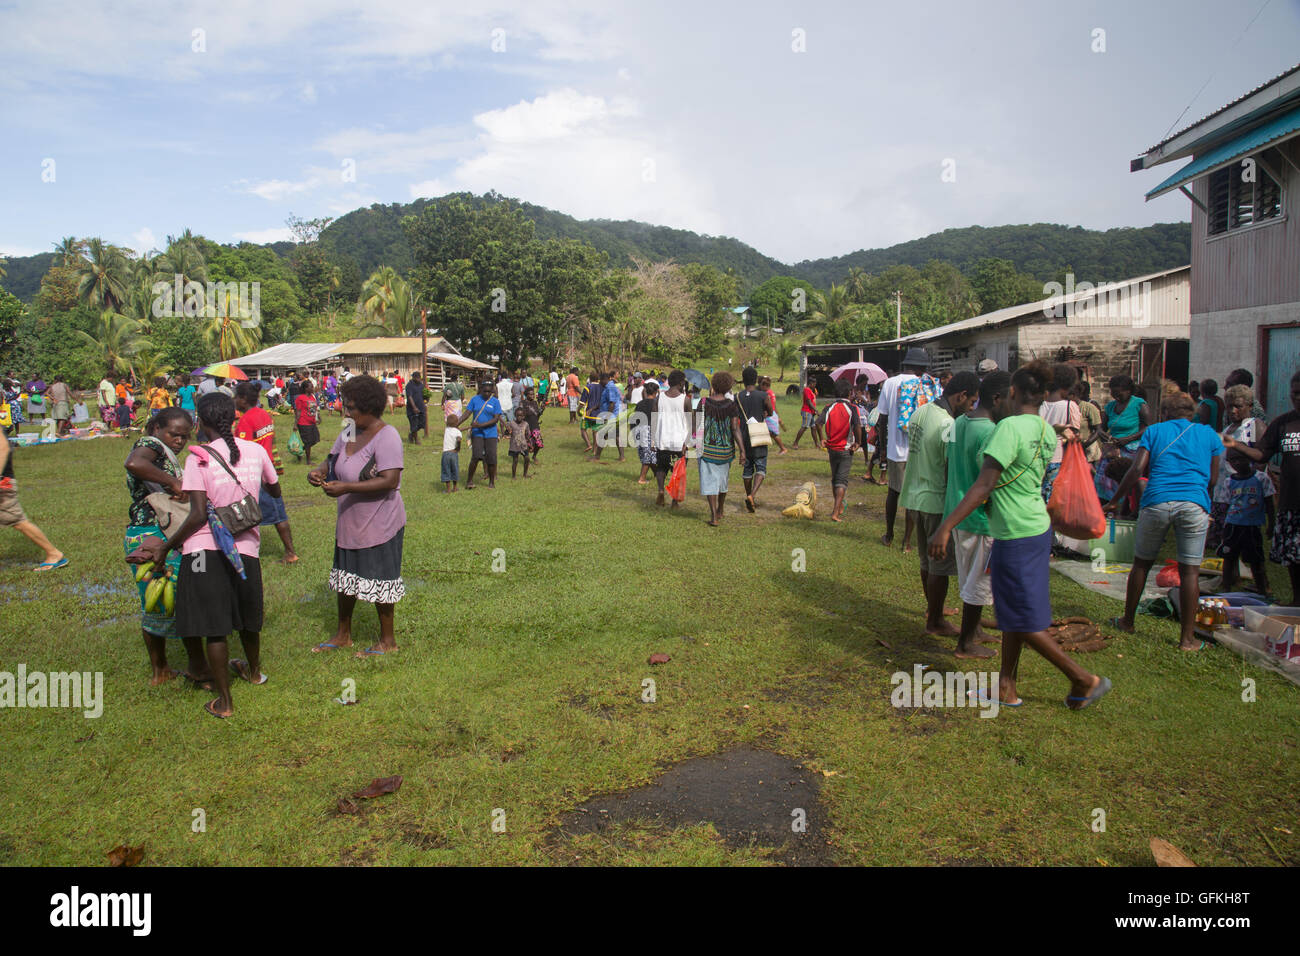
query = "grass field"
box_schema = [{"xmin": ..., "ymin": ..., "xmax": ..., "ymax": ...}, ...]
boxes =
[{"xmin": 1, "ymin": 394, "xmax": 1297, "ymax": 866}]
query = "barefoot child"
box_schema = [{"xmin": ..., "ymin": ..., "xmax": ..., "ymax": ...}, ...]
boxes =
[
  {"xmin": 634, "ymin": 381, "xmax": 659, "ymax": 484},
  {"xmin": 506, "ymin": 408, "xmax": 532, "ymax": 478},
  {"xmin": 442, "ymin": 413, "xmax": 462, "ymax": 492},
  {"xmin": 520, "ymin": 386, "xmax": 544, "ymax": 464},
  {"xmin": 1217, "ymin": 450, "xmax": 1275, "ymax": 597}
]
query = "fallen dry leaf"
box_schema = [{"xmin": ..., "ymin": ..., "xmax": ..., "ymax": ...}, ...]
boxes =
[
  {"xmin": 354, "ymin": 775, "xmax": 403, "ymax": 799},
  {"xmin": 877, "ymin": 639, "xmax": 893, "ymax": 649},
  {"xmin": 1150, "ymin": 837, "xmax": 1196, "ymax": 867},
  {"xmin": 647, "ymin": 653, "xmax": 671, "ymax": 665},
  {"xmin": 106, "ymin": 844, "xmax": 144, "ymax": 867},
  {"xmin": 336, "ymin": 797, "xmax": 359, "ymax": 815}
]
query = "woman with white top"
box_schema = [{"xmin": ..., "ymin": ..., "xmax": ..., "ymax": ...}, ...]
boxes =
[
  {"xmin": 653, "ymin": 369, "xmax": 693, "ymax": 509},
  {"xmin": 1038, "ymin": 363, "xmax": 1081, "ymax": 502}
]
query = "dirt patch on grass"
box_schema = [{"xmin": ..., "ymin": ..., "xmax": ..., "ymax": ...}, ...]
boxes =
[{"xmin": 552, "ymin": 746, "xmax": 835, "ymax": 865}]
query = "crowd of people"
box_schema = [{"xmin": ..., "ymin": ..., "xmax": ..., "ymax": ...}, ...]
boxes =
[{"xmin": 4, "ymin": 347, "xmax": 1298, "ymax": 717}]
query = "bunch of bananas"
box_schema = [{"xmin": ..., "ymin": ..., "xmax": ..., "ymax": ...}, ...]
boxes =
[{"xmin": 135, "ymin": 562, "xmax": 177, "ymax": 616}]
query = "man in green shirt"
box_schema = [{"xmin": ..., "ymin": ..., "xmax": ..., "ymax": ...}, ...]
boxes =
[
  {"xmin": 901, "ymin": 372, "xmax": 978, "ymax": 640},
  {"xmin": 943, "ymin": 372, "xmax": 1009, "ymax": 658}
]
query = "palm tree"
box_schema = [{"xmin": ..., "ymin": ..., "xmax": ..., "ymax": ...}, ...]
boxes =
[
  {"xmin": 132, "ymin": 349, "xmax": 173, "ymax": 389},
  {"xmin": 772, "ymin": 339, "xmax": 800, "ymax": 381},
  {"xmin": 154, "ymin": 235, "xmax": 208, "ymax": 289},
  {"xmin": 0, "ymin": 258, "xmax": 6, "ymax": 283},
  {"xmin": 53, "ymin": 236, "xmax": 84, "ymax": 266},
  {"xmin": 844, "ymin": 266, "xmax": 869, "ymax": 302},
  {"xmin": 327, "ymin": 264, "xmax": 342, "ymax": 308},
  {"xmin": 203, "ymin": 312, "xmax": 261, "ymax": 361},
  {"xmin": 75, "ymin": 310, "xmax": 152, "ymax": 377},
  {"xmin": 76, "ymin": 238, "xmax": 131, "ymax": 312},
  {"xmin": 799, "ymin": 283, "xmax": 857, "ymax": 343},
  {"xmin": 359, "ymin": 266, "xmax": 418, "ymax": 336}
]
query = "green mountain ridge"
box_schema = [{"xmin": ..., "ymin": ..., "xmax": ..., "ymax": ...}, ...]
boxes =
[{"xmin": 1, "ymin": 193, "xmax": 1190, "ymax": 304}]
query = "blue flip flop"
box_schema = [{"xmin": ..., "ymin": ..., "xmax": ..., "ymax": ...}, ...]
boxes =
[
  {"xmin": 356, "ymin": 645, "xmax": 394, "ymax": 657},
  {"xmin": 1066, "ymin": 676, "xmax": 1113, "ymax": 710},
  {"xmin": 312, "ymin": 642, "xmax": 345, "ymax": 652},
  {"xmin": 33, "ymin": 557, "xmax": 69, "ymax": 572}
]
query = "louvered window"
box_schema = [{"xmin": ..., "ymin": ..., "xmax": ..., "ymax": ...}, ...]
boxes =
[{"xmin": 1207, "ymin": 151, "xmax": 1283, "ymax": 236}]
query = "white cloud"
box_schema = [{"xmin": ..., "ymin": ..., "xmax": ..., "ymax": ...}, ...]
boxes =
[
  {"xmin": 233, "ymin": 227, "xmax": 294, "ymax": 244},
  {"xmin": 299, "ymin": 82, "xmax": 317, "ymax": 103},
  {"xmin": 131, "ymin": 228, "xmax": 158, "ymax": 253}
]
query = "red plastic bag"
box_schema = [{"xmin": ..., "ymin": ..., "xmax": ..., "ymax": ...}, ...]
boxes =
[
  {"xmin": 1155, "ymin": 560, "xmax": 1180, "ymax": 587},
  {"xmin": 1048, "ymin": 440, "xmax": 1107, "ymax": 540},
  {"xmin": 666, "ymin": 456, "xmax": 687, "ymax": 502}
]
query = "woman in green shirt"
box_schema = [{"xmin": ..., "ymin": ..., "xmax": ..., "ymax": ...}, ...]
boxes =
[
  {"xmin": 1101, "ymin": 374, "xmax": 1151, "ymax": 453},
  {"xmin": 929, "ymin": 360, "xmax": 1111, "ymax": 710}
]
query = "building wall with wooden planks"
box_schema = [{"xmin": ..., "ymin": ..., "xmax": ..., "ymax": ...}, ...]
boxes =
[{"xmin": 1189, "ymin": 138, "xmax": 1300, "ymax": 314}]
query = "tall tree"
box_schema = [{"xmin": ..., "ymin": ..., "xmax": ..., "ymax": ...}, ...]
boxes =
[
  {"xmin": 75, "ymin": 310, "xmax": 152, "ymax": 377},
  {"xmin": 76, "ymin": 239, "xmax": 130, "ymax": 313}
]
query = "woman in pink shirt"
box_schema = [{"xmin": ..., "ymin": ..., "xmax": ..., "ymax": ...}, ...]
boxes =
[
  {"xmin": 138, "ymin": 393, "xmax": 281, "ymax": 718},
  {"xmin": 308, "ymin": 375, "xmax": 406, "ymax": 659}
]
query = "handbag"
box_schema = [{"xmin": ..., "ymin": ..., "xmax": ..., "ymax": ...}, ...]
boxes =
[
  {"xmin": 145, "ymin": 490, "xmax": 192, "ymax": 534},
  {"xmin": 740, "ymin": 392, "xmax": 771, "ymax": 446},
  {"xmin": 202, "ymin": 444, "xmax": 262, "ymax": 534}
]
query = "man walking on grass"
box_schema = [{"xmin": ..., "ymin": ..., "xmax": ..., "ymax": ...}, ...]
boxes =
[
  {"xmin": 816, "ymin": 378, "xmax": 863, "ymax": 521},
  {"xmin": 899, "ymin": 370, "xmax": 980, "ymax": 645}
]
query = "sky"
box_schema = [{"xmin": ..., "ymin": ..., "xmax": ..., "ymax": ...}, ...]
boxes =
[{"xmin": 1, "ymin": 0, "xmax": 1298, "ymax": 265}]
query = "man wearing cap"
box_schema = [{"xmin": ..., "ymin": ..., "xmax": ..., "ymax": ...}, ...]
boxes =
[
  {"xmin": 977, "ymin": 358, "xmax": 999, "ymax": 378},
  {"xmin": 875, "ymin": 347, "xmax": 939, "ymax": 550}
]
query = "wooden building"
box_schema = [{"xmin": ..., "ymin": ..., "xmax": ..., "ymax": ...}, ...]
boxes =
[
  {"xmin": 802, "ymin": 266, "xmax": 1190, "ymax": 403},
  {"xmin": 232, "ymin": 335, "xmax": 494, "ymax": 390},
  {"xmin": 1132, "ymin": 63, "xmax": 1300, "ymax": 414}
]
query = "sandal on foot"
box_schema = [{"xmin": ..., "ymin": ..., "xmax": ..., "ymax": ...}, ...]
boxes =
[
  {"xmin": 312, "ymin": 641, "xmax": 348, "ymax": 653},
  {"xmin": 34, "ymin": 557, "xmax": 69, "ymax": 571},
  {"xmin": 204, "ymin": 699, "xmax": 231, "ymax": 719},
  {"xmin": 230, "ymin": 659, "xmax": 268, "ymax": 685},
  {"xmin": 355, "ymin": 645, "xmax": 395, "ymax": 658},
  {"xmin": 1066, "ymin": 676, "xmax": 1112, "ymax": 710}
]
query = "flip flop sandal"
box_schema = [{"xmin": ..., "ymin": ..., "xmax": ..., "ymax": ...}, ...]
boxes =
[
  {"xmin": 1066, "ymin": 676, "xmax": 1113, "ymax": 710},
  {"xmin": 204, "ymin": 699, "xmax": 231, "ymax": 719},
  {"xmin": 230, "ymin": 659, "xmax": 268, "ymax": 685},
  {"xmin": 355, "ymin": 645, "xmax": 395, "ymax": 657},
  {"xmin": 969, "ymin": 690, "xmax": 1024, "ymax": 707},
  {"xmin": 181, "ymin": 671, "xmax": 215, "ymax": 689},
  {"xmin": 312, "ymin": 641, "xmax": 347, "ymax": 652},
  {"xmin": 34, "ymin": 558, "xmax": 69, "ymax": 571}
]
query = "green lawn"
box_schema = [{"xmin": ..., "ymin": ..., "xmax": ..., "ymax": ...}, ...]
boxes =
[{"xmin": 1, "ymin": 395, "xmax": 1296, "ymax": 866}]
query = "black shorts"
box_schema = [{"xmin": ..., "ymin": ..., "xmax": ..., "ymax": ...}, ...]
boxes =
[
  {"xmin": 175, "ymin": 550, "xmax": 263, "ymax": 638},
  {"xmin": 656, "ymin": 449, "xmax": 683, "ymax": 474},
  {"xmin": 1219, "ymin": 523, "xmax": 1265, "ymax": 564},
  {"xmin": 471, "ymin": 434, "xmax": 498, "ymax": 466},
  {"xmin": 297, "ymin": 424, "xmax": 320, "ymax": 449},
  {"xmin": 828, "ymin": 449, "xmax": 853, "ymax": 489}
]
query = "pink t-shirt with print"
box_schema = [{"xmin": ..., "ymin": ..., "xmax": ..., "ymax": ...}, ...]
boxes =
[{"xmin": 180, "ymin": 438, "xmax": 278, "ymax": 557}]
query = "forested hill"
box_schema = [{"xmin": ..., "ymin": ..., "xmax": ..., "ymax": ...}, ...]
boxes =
[
  {"xmin": 319, "ymin": 195, "xmax": 1189, "ymax": 291},
  {"xmin": 791, "ymin": 222, "xmax": 1192, "ymax": 288},
  {"xmin": 1, "ymin": 194, "xmax": 1190, "ymax": 302}
]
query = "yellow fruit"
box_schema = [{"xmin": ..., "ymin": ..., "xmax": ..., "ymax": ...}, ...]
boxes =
[
  {"xmin": 163, "ymin": 581, "xmax": 175, "ymax": 617},
  {"xmin": 144, "ymin": 578, "xmax": 165, "ymax": 613},
  {"xmin": 134, "ymin": 562, "xmax": 152, "ymax": 583}
]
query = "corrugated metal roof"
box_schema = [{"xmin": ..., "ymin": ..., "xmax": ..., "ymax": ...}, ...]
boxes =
[
  {"xmin": 337, "ymin": 337, "xmax": 426, "ymax": 355},
  {"xmin": 1144, "ymin": 61, "xmax": 1300, "ymax": 154},
  {"xmin": 1145, "ymin": 103, "xmax": 1300, "ymax": 200},
  {"xmin": 428, "ymin": 351, "xmax": 495, "ymax": 371},
  {"xmin": 228, "ymin": 342, "xmax": 343, "ymax": 366},
  {"xmin": 827, "ymin": 265, "xmax": 1190, "ymax": 349}
]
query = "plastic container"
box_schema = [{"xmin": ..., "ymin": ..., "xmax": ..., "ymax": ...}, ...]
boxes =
[{"xmin": 1088, "ymin": 518, "xmax": 1136, "ymax": 564}]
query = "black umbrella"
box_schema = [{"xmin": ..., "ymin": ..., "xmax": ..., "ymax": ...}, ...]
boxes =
[{"xmin": 684, "ymin": 369, "xmax": 710, "ymax": 390}]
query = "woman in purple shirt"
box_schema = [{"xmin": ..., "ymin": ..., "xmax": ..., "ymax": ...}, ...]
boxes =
[{"xmin": 307, "ymin": 375, "xmax": 406, "ymax": 658}]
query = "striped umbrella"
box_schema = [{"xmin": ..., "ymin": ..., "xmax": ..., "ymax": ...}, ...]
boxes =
[{"xmin": 197, "ymin": 362, "xmax": 249, "ymax": 380}]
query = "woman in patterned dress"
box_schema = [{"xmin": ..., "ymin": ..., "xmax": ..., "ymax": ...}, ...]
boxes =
[{"xmin": 123, "ymin": 407, "xmax": 211, "ymax": 685}]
